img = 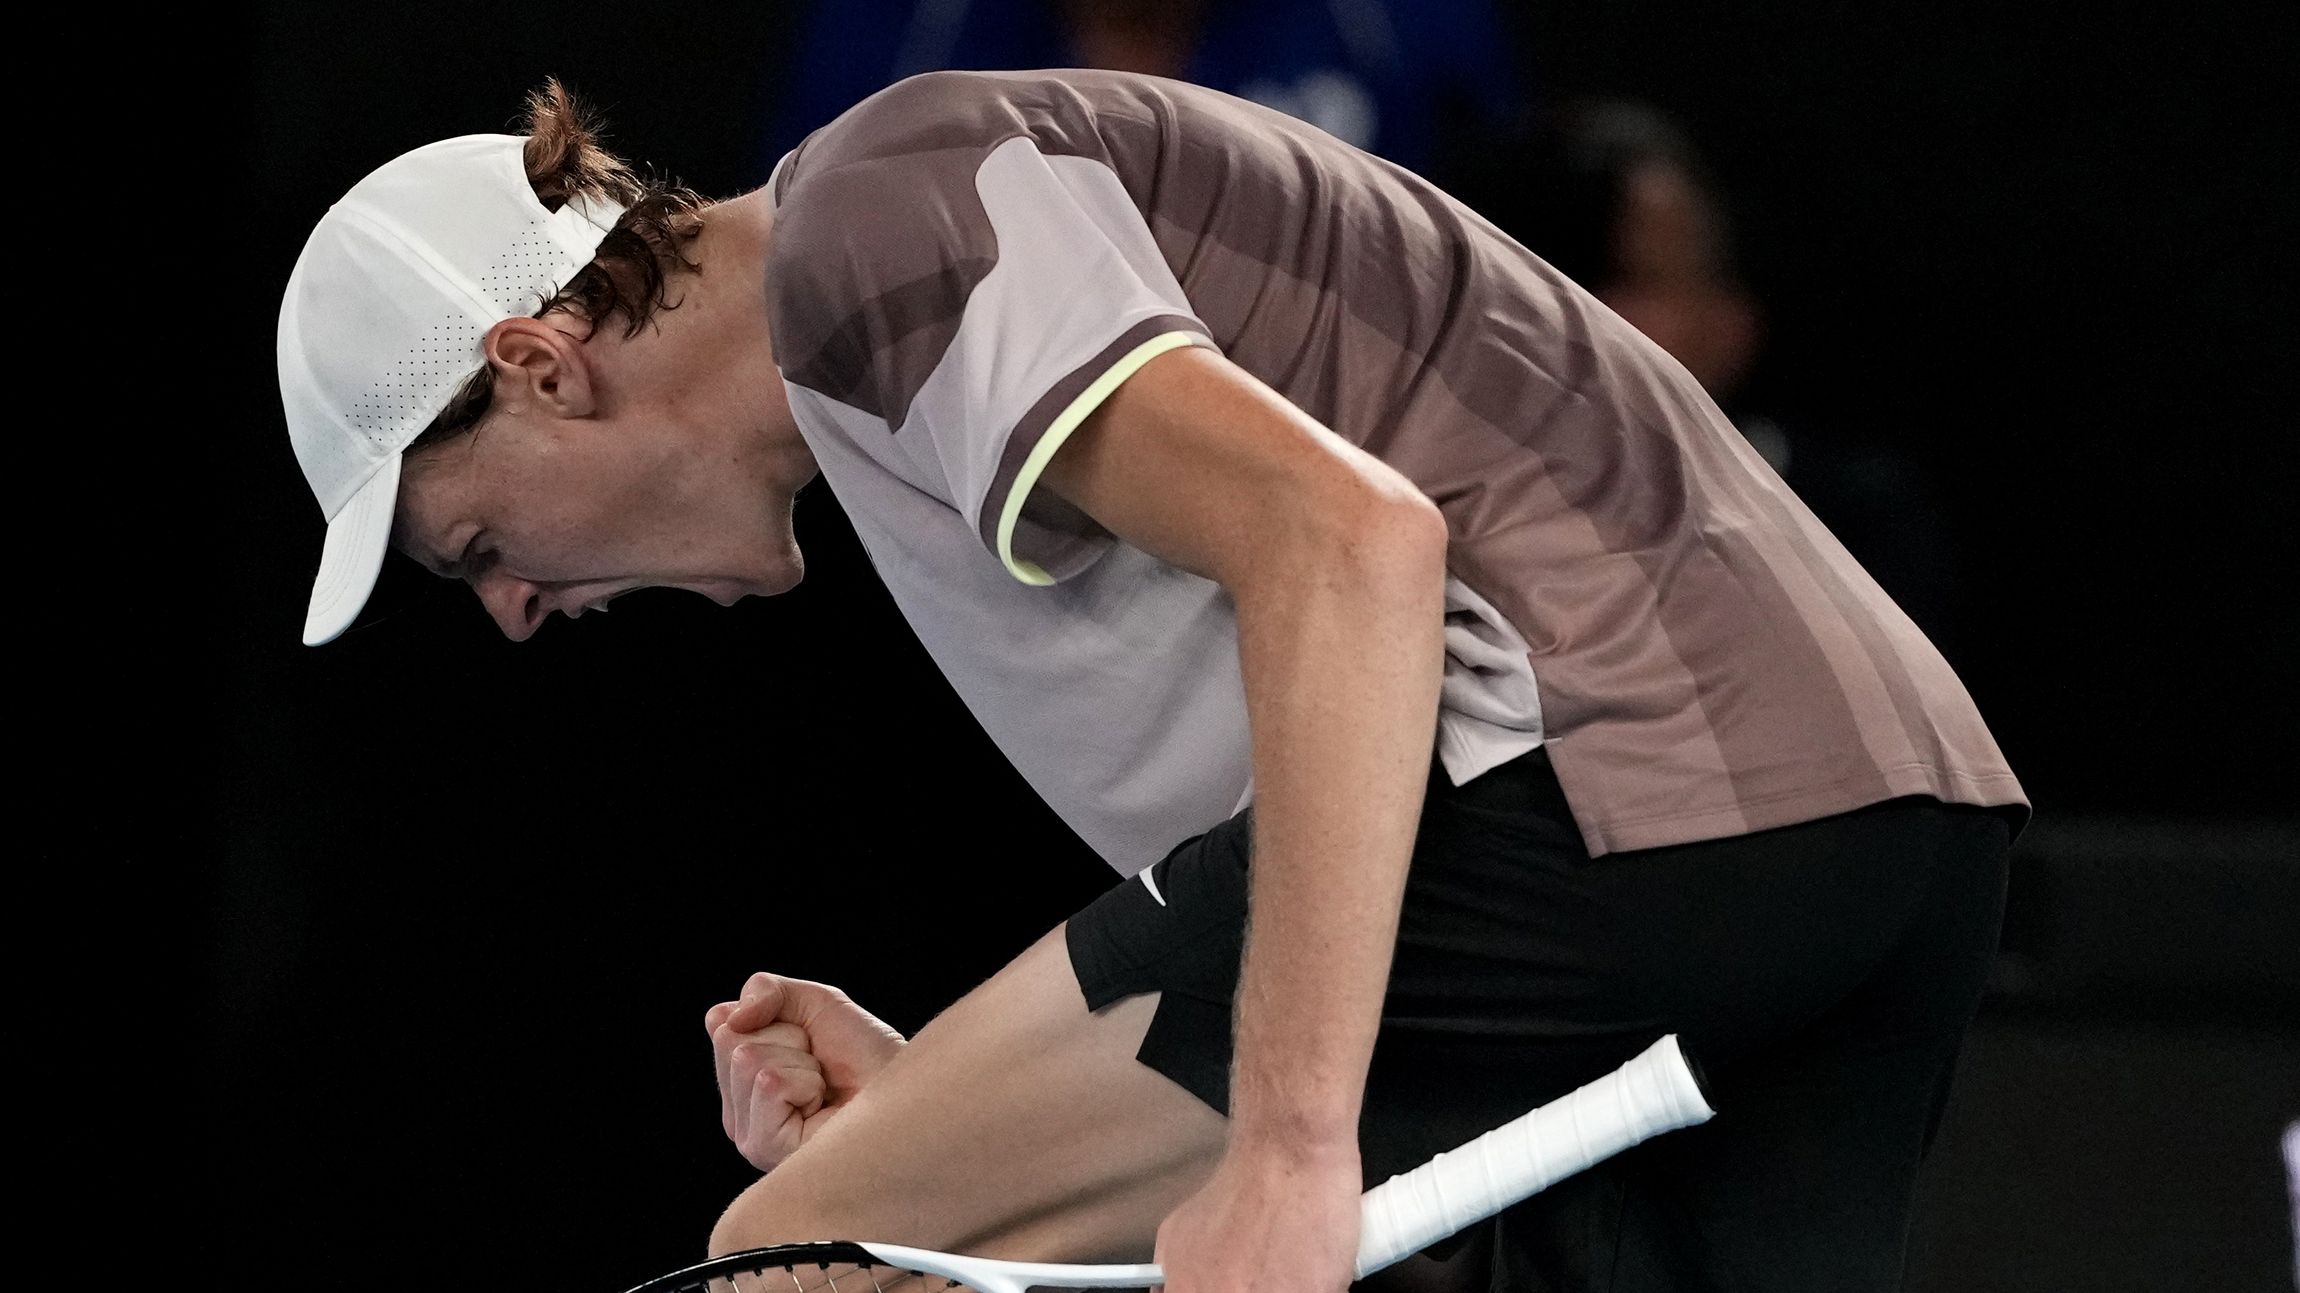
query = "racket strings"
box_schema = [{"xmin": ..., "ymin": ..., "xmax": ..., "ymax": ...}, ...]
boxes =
[{"xmin": 699, "ymin": 1260, "xmax": 974, "ymax": 1293}]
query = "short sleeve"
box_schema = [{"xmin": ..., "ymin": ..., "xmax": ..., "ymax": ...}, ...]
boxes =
[{"xmin": 770, "ymin": 130, "xmax": 1218, "ymax": 585}]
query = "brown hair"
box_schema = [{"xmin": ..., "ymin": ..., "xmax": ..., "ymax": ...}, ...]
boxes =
[{"xmin": 405, "ymin": 78, "xmax": 708, "ymax": 457}]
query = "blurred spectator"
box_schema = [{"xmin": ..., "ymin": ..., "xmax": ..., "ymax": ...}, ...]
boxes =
[
  {"xmin": 762, "ymin": 0, "xmax": 1526, "ymax": 183},
  {"xmin": 1474, "ymin": 99, "xmax": 1962, "ymax": 647}
]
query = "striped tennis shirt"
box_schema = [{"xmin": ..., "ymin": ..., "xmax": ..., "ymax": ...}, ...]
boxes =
[{"xmin": 764, "ymin": 69, "xmax": 2029, "ymax": 874}]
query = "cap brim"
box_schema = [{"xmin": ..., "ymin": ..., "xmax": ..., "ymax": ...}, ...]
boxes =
[{"xmin": 302, "ymin": 454, "xmax": 402, "ymax": 646}]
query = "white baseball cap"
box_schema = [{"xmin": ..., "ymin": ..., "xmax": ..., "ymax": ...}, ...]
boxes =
[{"xmin": 277, "ymin": 133, "xmax": 627, "ymax": 645}]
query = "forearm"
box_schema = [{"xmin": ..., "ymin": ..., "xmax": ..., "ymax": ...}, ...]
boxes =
[{"xmin": 1227, "ymin": 500, "xmax": 1448, "ymax": 1150}]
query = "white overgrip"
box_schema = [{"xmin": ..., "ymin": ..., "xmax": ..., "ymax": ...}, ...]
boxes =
[
  {"xmin": 854, "ymin": 1036, "xmax": 1709, "ymax": 1293},
  {"xmin": 1353, "ymin": 1034, "xmax": 1714, "ymax": 1277}
]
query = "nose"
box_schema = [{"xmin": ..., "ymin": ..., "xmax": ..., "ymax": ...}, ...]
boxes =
[{"xmin": 473, "ymin": 571, "xmax": 547, "ymax": 641}]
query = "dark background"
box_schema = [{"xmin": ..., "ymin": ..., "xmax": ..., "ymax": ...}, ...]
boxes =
[{"xmin": 195, "ymin": 3, "xmax": 2296, "ymax": 1290}]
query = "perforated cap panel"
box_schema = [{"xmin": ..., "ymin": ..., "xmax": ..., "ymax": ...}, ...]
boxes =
[{"xmin": 276, "ymin": 132, "xmax": 627, "ymax": 642}]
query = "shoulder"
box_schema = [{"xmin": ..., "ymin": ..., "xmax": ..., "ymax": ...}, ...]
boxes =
[
  {"xmin": 780, "ymin": 70, "xmax": 1054, "ymax": 182},
  {"xmin": 775, "ymin": 67, "xmax": 1223, "ymax": 199},
  {"xmin": 763, "ymin": 71, "xmax": 1138, "ymax": 350},
  {"xmin": 763, "ymin": 70, "xmax": 1206, "ymax": 411},
  {"xmin": 764, "ymin": 71, "xmax": 1046, "ymax": 283},
  {"xmin": 764, "ymin": 74, "xmax": 1030, "ymax": 416}
]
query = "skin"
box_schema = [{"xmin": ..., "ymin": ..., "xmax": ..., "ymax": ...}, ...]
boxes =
[
  {"xmin": 1036, "ymin": 349, "xmax": 1447, "ymax": 1293},
  {"xmin": 396, "ymin": 186, "xmax": 1451, "ymax": 1293},
  {"xmin": 391, "ymin": 189, "xmax": 813, "ymax": 640},
  {"xmin": 704, "ymin": 932, "xmax": 1233, "ymax": 1262},
  {"xmin": 700, "ymin": 944, "xmax": 1476, "ymax": 1292}
]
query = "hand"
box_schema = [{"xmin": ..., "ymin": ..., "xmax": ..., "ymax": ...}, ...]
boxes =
[
  {"xmin": 1153, "ymin": 1136, "xmax": 1362, "ymax": 1293},
  {"xmin": 704, "ymin": 971, "xmax": 907, "ymax": 1172}
]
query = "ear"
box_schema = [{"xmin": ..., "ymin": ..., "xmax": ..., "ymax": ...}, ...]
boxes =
[{"xmin": 481, "ymin": 316, "xmax": 598, "ymax": 418}]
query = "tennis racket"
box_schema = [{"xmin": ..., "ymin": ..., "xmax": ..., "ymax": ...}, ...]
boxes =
[{"xmin": 624, "ymin": 1033, "xmax": 1711, "ymax": 1293}]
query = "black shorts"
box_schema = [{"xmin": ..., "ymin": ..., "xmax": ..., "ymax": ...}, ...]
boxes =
[{"xmin": 1065, "ymin": 746, "xmax": 2013, "ymax": 1292}]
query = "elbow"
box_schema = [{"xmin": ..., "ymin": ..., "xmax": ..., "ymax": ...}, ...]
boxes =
[
  {"xmin": 1396, "ymin": 490, "xmax": 1450, "ymax": 561},
  {"xmin": 1220, "ymin": 469, "xmax": 1449, "ymax": 601}
]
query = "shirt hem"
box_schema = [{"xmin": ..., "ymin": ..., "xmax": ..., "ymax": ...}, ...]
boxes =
[{"xmin": 1575, "ymin": 764, "xmax": 2032, "ymax": 858}]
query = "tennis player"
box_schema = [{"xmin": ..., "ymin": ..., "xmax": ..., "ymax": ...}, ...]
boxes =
[{"xmin": 276, "ymin": 72, "xmax": 2031, "ymax": 1291}]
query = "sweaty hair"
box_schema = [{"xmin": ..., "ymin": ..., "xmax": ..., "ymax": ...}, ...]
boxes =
[{"xmin": 405, "ymin": 78, "xmax": 708, "ymax": 457}]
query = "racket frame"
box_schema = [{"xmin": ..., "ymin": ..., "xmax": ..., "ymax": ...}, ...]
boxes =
[{"xmin": 626, "ymin": 1035, "xmax": 1711, "ymax": 1293}]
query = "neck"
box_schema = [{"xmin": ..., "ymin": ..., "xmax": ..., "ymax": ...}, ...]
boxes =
[{"xmin": 632, "ymin": 191, "xmax": 815, "ymax": 495}]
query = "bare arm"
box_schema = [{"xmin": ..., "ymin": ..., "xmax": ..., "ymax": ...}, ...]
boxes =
[
  {"xmin": 1227, "ymin": 500, "xmax": 1443, "ymax": 1141},
  {"xmin": 1039, "ymin": 345, "xmax": 1448, "ymax": 1289}
]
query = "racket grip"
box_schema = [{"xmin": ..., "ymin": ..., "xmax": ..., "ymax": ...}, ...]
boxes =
[{"xmin": 1354, "ymin": 1034, "xmax": 1713, "ymax": 1277}]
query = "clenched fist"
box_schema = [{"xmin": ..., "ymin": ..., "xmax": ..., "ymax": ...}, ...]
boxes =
[{"xmin": 704, "ymin": 972, "xmax": 907, "ymax": 1173}]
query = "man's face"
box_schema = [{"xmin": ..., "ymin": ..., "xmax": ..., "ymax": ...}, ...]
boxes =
[{"xmin": 391, "ymin": 399, "xmax": 805, "ymax": 641}]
